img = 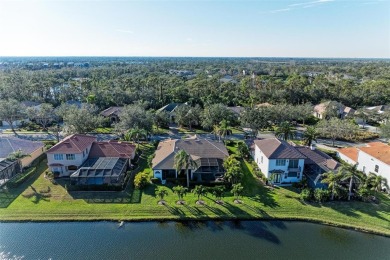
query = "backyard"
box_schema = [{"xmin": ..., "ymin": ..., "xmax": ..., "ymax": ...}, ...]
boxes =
[{"xmin": 0, "ymin": 142, "xmax": 389, "ymax": 236}]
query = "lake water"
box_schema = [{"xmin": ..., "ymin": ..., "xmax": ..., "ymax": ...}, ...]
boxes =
[{"xmin": 0, "ymin": 221, "xmax": 389, "ymax": 260}]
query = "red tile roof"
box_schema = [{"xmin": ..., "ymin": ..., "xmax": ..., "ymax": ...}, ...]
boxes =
[
  {"xmin": 359, "ymin": 142, "xmax": 390, "ymax": 165},
  {"xmin": 88, "ymin": 141, "xmax": 136, "ymax": 159},
  {"xmin": 337, "ymin": 147, "xmax": 359, "ymax": 162},
  {"xmin": 46, "ymin": 134, "xmax": 96, "ymax": 154}
]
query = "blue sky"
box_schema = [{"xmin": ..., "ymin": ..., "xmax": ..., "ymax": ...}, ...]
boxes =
[{"xmin": 0, "ymin": 0, "xmax": 389, "ymax": 58}]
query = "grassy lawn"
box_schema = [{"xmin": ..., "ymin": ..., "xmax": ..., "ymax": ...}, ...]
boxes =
[
  {"xmin": 92, "ymin": 127, "xmax": 114, "ymax": 134},
  {"xmin": 0, "ymin": 142, "xmax": 389, "ymax": 236}
]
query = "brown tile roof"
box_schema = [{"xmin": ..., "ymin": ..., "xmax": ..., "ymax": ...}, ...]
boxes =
[
  {"xmin": 254, "ymin": 138, "xmax": 305, "ymax": 159},
  {"xmin": 295, "ymin": 146, "xmax": 339, "ymax": 171},
  {"xmin": 46, "ymin": 134, "xmax": 96, "ymax": 154},
  {"xmin": 100, "ymin": 107, "xmax": 123, "ymax": 117},
  {"xmin": 337, "ymin": 147, "xmax": 359, "ymax": 162},
  {"xmin": 359, "ymin": 142, "xmax": 390, "ymax": 165},
  {"xmin": 152, "ymin": 137, "xmax": 229, "ymax": 169},
  {"xmin": 88, "ymin": 141, "xmax": 136, "ymax": 159}
]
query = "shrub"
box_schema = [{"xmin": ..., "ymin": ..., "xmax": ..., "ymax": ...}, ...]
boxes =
[
  {"xmin": 7, "ymin": 167, "xmax": 37, "ymax": 188},
  {"xmin": 134, "ymin": 172, "xmax": 150, "ymax": 189},
  {"xmin": 314, "ymin": 188, "xmax": 330, "ymax": 202},
  {"xmin": 300, "ymin": 188, "xmax": 312, "ymax": 201},
  {"xmin": 356, "ymin": 187, "xmax": 371, "ymax": 202}
]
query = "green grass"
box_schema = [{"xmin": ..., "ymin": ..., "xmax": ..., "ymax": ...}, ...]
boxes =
[
  {"xmin": 92, "ymin": 127, "xmax": 114, "ymax": 134},
  {"xmin": 0, "ymin": 142, "xmax": 389, "ymax": 236}
]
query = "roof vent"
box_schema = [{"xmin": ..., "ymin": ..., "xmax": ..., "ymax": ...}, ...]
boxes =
[{"xmin": 310, "ymin": 144, "xmax": 316, "ymax": 151}]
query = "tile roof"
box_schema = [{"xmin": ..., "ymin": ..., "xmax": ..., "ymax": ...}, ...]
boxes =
[
  {"xmin": 254, "ymin": 138, "xmax": 305, "ymax": 159},
  {"xmin": 88, "ymin": 141, "xmax": 135, "ymax": 159},
  {"xmin": 359, "ymin": 142, "xmax": 390, "ymax": 165},
  {"xmin": 157, "ymin": 103, "xmax": 182, "ymax": 113},
  {"xmin": 295, "ymin": 146, "xmax": 339, "ymax": 171},
  {"xmin": 152, "ymin": 137, "xmax": 229, "ymax": 169},
  {"xmin": 0, "ymin": 137, "xmax": 44, "ymax": 158},
  {"xmin": 100, "ymin": 106, "xmax": 123, "ymax": 117},
  {"xmin": 227, "ymin": 106, "xmax": 245, "ymax": 115},
  {"xmin": 46, "ymin": 134, "xmax": 96, "ymax": 154},
  {"xmin": 337, "ymin": 147, "xmax": 359, "ymax": 162}
]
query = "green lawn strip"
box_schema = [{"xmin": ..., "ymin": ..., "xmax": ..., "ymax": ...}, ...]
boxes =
[
  {"xmin": 91, "ymin": 127, "xmax": 114, "ymax": 134},
  {"xmin": 0, "ymin": 143, "xmax": 389, "ymax": 236}
]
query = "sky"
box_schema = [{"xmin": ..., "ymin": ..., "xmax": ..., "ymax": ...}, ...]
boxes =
[{"xmin": 0, "ymin": 0, "xmax": 389, "ymax": 58}]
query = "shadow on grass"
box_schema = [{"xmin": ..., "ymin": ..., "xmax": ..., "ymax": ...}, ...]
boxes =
[
  {"xmin": 220, "ymin": 202, "xmax": 254, "ymax": 218},
  {"xmin": 164, "ymin": 204, "xmax": 186, "ymax": 218},
  {"xmin": 21, "ymin": 185, "xmax": 51, "ymax": 204},
  {"xmin": 248, "ymin": 186, "xmax": 280, "ymax": 209},
  {"xmin": 0, "ymin": 163, "xmax": 45, "ymax": 208}
]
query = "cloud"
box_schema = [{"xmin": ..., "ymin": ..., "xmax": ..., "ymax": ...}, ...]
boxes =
[
  {"xmin": 270, "ymin": 8, "xmax": 292, "ymax": 13},
  {"xmin": 115, "ymin": 29, "xmax": 134, "ymax": 34},
  {"xmin": 289, "ymin": 0, "xmax": 335, "ymax": 7},
  {"xmin": 264, "ymin": 0, "xmax": 335, "ymax": 14}
]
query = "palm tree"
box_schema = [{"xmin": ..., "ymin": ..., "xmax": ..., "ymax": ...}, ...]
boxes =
[
  {"xmin": 321, "ymin": 170, "xmax": 343, "ymax": 200},
  {"xmin": 341, "ymin": 164, "xmax": 363, "ymax": 201},
  {"xmin": 367, "ymin": 173, "xmax": 389, "ymax": 193},
  {"xmin": 219, "ymin": 120, "xmax": 231, "ymax": 140},
  {"xmin": 303, "ymin": 126, "xmax": 318, "ymax": 146},
  {"xmin": 155, "ymin": 187, "xmax": 169, "ymax": 204},
  {"xmin": 192, "ymin": 185, "xmax": 207, "ymax": 204},
  {"xmin": 275, "ymin": 121, "xmax": 296, "ymax": 141},
  {"xmin": 212, "ymin": 124, "xmax": 221, "ymax": 142},
  {"xmin": 124, "ymin": 127, "xmax": 147, "ymax": 149},
  {"xmin": 212, "ymin": 186, "xmax": 225, "ymax": 204},
  {"xmin": 231, "ymin": 183, "xmax": 244, "ymax": 203},
  {"xmin": 174, "ymin": 150, "xmax": 198, "ymax": 187},
  {"xmin": 173, "ymin": 185, "xmax": 188, "ymax": 204}
]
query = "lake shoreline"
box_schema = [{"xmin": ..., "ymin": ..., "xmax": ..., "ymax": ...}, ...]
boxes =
[{"xmin": 1, "ymin": 216, "xmax": 389, "ymax": 238}]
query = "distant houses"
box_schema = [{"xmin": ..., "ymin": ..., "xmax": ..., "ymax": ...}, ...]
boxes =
[
  {"xmin": 157, "ymin": 103, "xmax": 183, "ymax": 123},
  {"xmin": 152, "ymin": 136, "xmax": 229, "ymax": 184},
  {"xmin": 313, "ymin": 101, "xmax": 355, "ymax": 120},
  {"xmin": 337, "ymin": 142, "xmax": 390, "ymax": 181},
  {"xmin": 100, "ymin": 106, "xmax": 123, "ymax": 125}
]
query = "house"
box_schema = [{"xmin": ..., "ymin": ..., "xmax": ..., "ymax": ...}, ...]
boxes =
[
  {"xmin": 100, "ymin": 106, "xmax": 123, "ymax": 124},
  {"xmin": 0, "ymin": 137, "xmax": 45, "ymax": 187},
  {"xmin": 157, "ymin": 103, "xmax": 183, "ymax": 123},
  {"xmin": 152, "ymin": 136, "xmax": 229, "ymax": 184},
  {"xmin": 337, "ymin": 142, "xmax": 390, "ymax": 181},
  {"xmin": 227, "ymin": 106, "xmax": 245, "ymax": 117},
  {"xmin": 0, "ymin": 137, "xmax": 45, "ymax": 168},
  {"xmin": 46, "ymin": 134, "xmax": 136, "ymax": 183},
  {"xmin": 46, "ymin": 134, "xmax": 96, "ymax": 176},
  {"xmin": 70, "ymin": 157, "xmax": 128, "ymax": 186},
  {"xmin": 253, "ymin": 138, "xmax": 305, "ymax": 185},
  {"xmin": 313, "ymin": 101, "xmax": 355, "ymax": 119},
  {"xmin": 295, "ymin": 145, "xmax": 340, "ymax": 188}
]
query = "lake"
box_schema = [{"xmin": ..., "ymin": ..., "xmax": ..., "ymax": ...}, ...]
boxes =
[{"xmin": 0, "ymin": 221, "xmax": 389, "ymax": 259}]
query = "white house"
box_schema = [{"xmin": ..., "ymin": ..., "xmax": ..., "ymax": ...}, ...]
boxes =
[
  {"xmin": 253, "ymin": 138, "xmax": 305, "ymax": 185},
  {"xmin": 46, "ymin": 134, "xmax": 96, "ymax": 176},
  {"xmin": 337, "ymin": 142, "xmax": 390, "ymax": 181},
  {"xmin": 336, "ymin": 147, "xmax": 358, "ymax": 165}
]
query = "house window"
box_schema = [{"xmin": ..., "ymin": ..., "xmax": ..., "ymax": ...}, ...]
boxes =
[
  {"xmin": 66, "ymin": 154, "xmax": 75, "ymax": 160},
  {"xmin": 54, "ymin": 154, "xmax": 63, "ymax": 160},
  {"xmin": 83, "ymin": 151, "xmax": 85, "ymax": 157},
  {"xmin": 276, "ymin": 159, "xmax": 286, "ymax": 166},
  {"xmin": 261, "ymin": 156, "xmax": 263, "ymax": 163},
  {"xmin": 375, "ymin": 165, "xmax": 379, "ymax": 173},
  {"xmin": 288, "ymin": 160, "xmax": 299, "ymax": 168},
  {"xmin": 288, "ymin": 172, "xmax": 298, "ymax": 178}
]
